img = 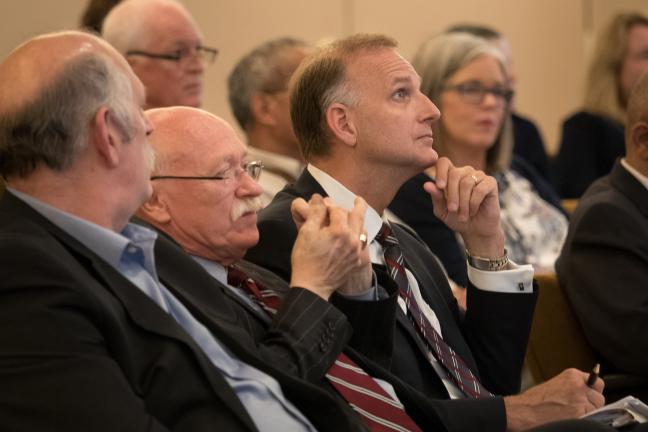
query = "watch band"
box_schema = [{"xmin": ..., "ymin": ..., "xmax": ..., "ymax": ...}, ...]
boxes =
[{"xmin": 465, "ymin": 249, "xmax": 509, "ymax": 271}]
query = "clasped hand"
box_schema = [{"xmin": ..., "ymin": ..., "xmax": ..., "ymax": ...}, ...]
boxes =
[{"xmin": 289, "ymin": 194, "xmax": 372, "ymax": 300}]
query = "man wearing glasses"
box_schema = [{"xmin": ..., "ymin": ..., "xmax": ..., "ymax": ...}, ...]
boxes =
[{"xmin": 102, "ymin": 0, "xmax": 216, "ymax": 109}]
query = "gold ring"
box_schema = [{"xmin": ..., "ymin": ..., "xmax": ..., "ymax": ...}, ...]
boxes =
[
  {"xmin": 359, "ymin": 233, "xmax": 368, "ymax": 249},
  {"xmin": 471, "ymin": 174, "xmax": 480, "ymax": 185}
]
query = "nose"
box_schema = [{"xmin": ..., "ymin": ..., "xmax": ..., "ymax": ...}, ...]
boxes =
[
  {"xmin": 419, "ymin": 92, "xmax": 441, "ymax": 124},
  {"xmin": 144, "ymin": 115, "xmax": 154, "ymax": 136},
  {"xmin": 185, "ymin": 54, "xmax": 205, "ymax": 74},
  {"xmin": 481, "ymin": 91, "xmax": 502, "ymax": 108},
  {"xmin": 236, "ymin": 171, "xmax": 263, "ymax": 199}
]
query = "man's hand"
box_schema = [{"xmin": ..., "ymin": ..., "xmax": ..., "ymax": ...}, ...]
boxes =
[
  {"xmin": 503, "ymin": 368, "xmax": 605, "ymax": 431},
  {"xmin": 289, "ymin": 194, "xmax": 372, "ymax": 300},
  {"xmin": 424, "ymin": 157, "xmax": 505, "ymax": 258}
]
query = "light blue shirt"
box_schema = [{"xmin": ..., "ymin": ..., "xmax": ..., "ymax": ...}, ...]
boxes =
[{"xmin": 10, "ymin": 188, "xmax": 315, "ymax": 432}]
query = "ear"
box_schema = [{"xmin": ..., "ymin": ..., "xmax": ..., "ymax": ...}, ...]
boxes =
[
  {"xmin": 137, "ymin": 188, "xmax": 172, "ymax": 225},
  {"xmin": 249, "ymin": 93, "xmax": 277, "ymax": 127},
  {"xmin": 90, "ymin": 106, "xmax": 121, "ymax": 168},
  {"xmin": 631, "ymin": 122, "xmax": 648, "ymax": 160},
  {"xmin": 325, "ymin": 102, "xmax": 357, "ymax": 147}
]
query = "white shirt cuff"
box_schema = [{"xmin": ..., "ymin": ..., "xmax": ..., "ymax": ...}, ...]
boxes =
[{"xmin": 467, "ymin": 260, "xmax": 534, "ymax": 293}]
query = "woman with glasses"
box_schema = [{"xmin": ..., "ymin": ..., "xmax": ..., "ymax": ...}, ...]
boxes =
[{"xmin": 389, "ymin": 33, "xmax": 566, "ymax": 292}]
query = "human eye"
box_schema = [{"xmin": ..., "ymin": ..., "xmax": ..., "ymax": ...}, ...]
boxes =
[
  {"xmin": 458, "ymin": 82, "xmax": 483, "ymax": 96},
  {"xmin": 170, "ymin": 47, "xmax": 190, "ymax": 61},
  {"xmin": 392, "ymin": 87, "xmax": 410, "ymax": 101}
]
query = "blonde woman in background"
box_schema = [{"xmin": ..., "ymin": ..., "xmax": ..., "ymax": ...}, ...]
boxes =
[
  {"xmin": 389, "ymin": 33, "xmax": 567, "ymax": 288},
  {"xmin": 553, "ymin": 12, "xmax": 648, "ymax": 198}
]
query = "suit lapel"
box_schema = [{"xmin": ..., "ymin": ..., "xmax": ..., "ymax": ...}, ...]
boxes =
[{"xmin": 293, "ymin": 169, "xmax": 329, "ymax": 199}]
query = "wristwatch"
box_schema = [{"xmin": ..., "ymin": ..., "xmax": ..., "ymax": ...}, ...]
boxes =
[{"xmin": 465, "ymin": 249, "xmax": 509, "ymax": 271}]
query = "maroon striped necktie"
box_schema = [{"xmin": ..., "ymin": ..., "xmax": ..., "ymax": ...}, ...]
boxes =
[
  {"xmin": 375, "ymin": 223, "xmax": 492, "ymax": 399},
  {"xmin": 227, "ymin": 265, "xmax": 422, "ymax": 432}
]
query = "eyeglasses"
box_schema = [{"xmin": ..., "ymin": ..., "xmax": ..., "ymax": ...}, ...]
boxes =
[
  {"xmin": 151, "ymin": 161, "xmax": 263, "ymax": 182},
  {"xmin": 126, "ymin": 45, "xmax": 219, "ymax": 66},
  {"xmin": 442, "ymin": 82, "xmax": 514, "ymax": 105}
]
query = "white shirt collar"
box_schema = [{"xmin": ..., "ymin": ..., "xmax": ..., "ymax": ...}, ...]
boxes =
[
  {"xmin": 307, "ymin": 164, "xmax": 385, "ymax": 242},
  {"xmin": 621, "ymin": 158, "xmax": 648, "ymax": 191}
]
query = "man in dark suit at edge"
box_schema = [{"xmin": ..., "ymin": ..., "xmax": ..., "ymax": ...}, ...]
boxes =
[
  {"xmin": 246, "ymin": 33, "xmax": 607, "ymax": 431},
  {"xmin": 556, "ymin": 70, "xmax": 648, "ymax": 401}
]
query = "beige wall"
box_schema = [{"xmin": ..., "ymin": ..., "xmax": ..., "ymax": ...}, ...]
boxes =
[{"xmin": 2, "ymin": 0, "xmax": 648, "ymax": 154}]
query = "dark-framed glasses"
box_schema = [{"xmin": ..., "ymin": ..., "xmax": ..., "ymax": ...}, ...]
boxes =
[
  {"xmin": 442, "ymin": 82, "xmax": 514, "ymax": 105},
  {"xmin": 151, "ymin": 161, "xmax": 264, "ymax": 182},
  {"xmin": 126, "ymin": 45, "xmax": 219, "ymax": 66}
]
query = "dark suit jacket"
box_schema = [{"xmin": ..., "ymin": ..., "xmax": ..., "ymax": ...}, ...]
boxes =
[
  {"xmin": 0, "ymin": 191, "xmax": 367, "ymax": 432},
  {"xmin": 552, "ymin": 111, "xmax": 625, "ymax": 199},
  {"xmin": 556, "ymin": 160, "xmax": 648, "ymax": 383},
  {"xmin": 512, "ymin": 113, "xmax": 550, "ymax": 182},
  {"xmin": 246, "ymin": 170, "xmax": 538, "ymax": 431}
]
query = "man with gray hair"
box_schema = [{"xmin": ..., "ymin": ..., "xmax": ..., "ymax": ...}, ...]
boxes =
[
  {"xmin": 102, "ymin": 0, "xmax": 216, "ymax": 109},
  {"xmin": 0, "ymin": 31, "xmax": 380, "ymax": 431},
  {"xmin": 228, "ymin": 37, "xmax": 310, "ymax": 205}
]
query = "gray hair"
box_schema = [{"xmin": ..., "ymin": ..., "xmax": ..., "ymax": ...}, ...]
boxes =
[
  {"xmin": 0, "ymin": 53, "xmax": 134, "ymax": 178},
  {"xmin": 412, "ymin": 32, "xmax": 513, "ymax": 173},
  {"xmin": 228, "ymin": 37, "xmax": 308, "ymax": 130}
]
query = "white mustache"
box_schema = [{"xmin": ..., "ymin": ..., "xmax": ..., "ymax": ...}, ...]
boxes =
[{"xmin": 231, "ymin": 196, "xmax": 263, "ymax": 222}]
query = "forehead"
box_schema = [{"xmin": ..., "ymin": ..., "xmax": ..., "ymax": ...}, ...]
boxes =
[
  {"xmin": 145, "ymin": 5, "xmax": 202, "ymax": 47},
  {"xmin": 347, "ymin": 48, "xmax": 418, "ymax": 89},
  {"xmin": 184, "ymin": 119, "xmax": 246, "ymax": 168},
  {"xmin": 627, "ymin": 24, "xmax": 648, "ymax": 49},
  {"xmin": 448, "ymin": 54, "xmax": 506, "ymax": 81}
]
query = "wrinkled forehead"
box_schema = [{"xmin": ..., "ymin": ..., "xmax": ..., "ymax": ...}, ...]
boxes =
[
  {"xmin": 345, "ymin": 48, "xmax": 419, "ymax": 90},
  {"xmin": 148, "ymin": 108, "xmax": 246, "ymax": 169}
]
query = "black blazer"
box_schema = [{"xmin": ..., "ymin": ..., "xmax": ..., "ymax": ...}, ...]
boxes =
[
  {"xmin": 552, "ymin": 111, "xmax": 625, "ymax": 199},
  {"xmin": 0, "ymin": 191, "xmax": 367, "ymax": 432},
  {"xmin": 556, "ymin": 160, "xmax": 648, "ymax": 385},
  {"xmin": 512, "ymin": 113, "xmax": 550, "ymax": 182},
  {"xmin": 246, "ymin": 170, "xmax": 538, "ymax": 431}
]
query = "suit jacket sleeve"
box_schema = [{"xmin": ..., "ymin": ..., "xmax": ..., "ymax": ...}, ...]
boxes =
[
  {"xmin": 559, "ymin": 201, "xmax": 648, "ymax": 376},
  {"xmin": 154, "ymin": 233, "xmax": 351, "ymax": 386}
]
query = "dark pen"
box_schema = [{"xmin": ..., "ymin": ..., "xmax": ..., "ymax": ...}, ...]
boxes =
[{"xmin": 587, "ymin": 363, "xmax": 600, "ymax": 387}]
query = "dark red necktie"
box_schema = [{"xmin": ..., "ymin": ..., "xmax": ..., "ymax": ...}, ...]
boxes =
[
  {"xmin": 227, "ymin": 265, "xmax": 422, "ymax": 432},
  {"xmin": 376, "ymin": 223, "xmax": 492, "ymax": 398}
]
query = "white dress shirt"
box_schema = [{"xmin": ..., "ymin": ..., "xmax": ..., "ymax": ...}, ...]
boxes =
[{"xmin": 307, "ymin": 164, "xmax": 535, "ymax": 398}]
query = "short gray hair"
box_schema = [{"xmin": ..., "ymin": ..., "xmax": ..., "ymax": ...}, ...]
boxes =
[
  {"xmin": 0, "ymin": 53, "xmax": 134, "ymax": 178},
  {"xmin": 412, "ymin": 32, "xmax": 513, "ymax": 173},
  {"xmin": 228, "ymin": 37, "xmax": 308, "ymax": 130}
]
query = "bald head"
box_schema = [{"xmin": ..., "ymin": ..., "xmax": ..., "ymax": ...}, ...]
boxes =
[
  {"xmin": 0, "ymin": 31, "xmax": 139, "ymax": 178},
  {"xmin": 0, "ymin": 31, "xmax": 128, "ymax": 117},
  {"xmin": 147, "ymin": 107, "xmax": 237, "ymax": 176},
  {"xmin": 142, "ymin": 106, "xmax": 263, "ymax": 265},
  {"xmin": 103, "ymin": 0, "xmax": 199, "ymax": 54},
  {"xmin": 103, "ymin": 0, "xmax": 207, "ymax": 108}
]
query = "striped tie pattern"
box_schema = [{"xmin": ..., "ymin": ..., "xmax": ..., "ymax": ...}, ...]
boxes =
[
  {"xmin": 227, "ymin": 266, "xmax": 422, "ymax": 432},
  {"xmin": 376, "ymin": 223, "xmax": 493, "ymax": 399}
]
